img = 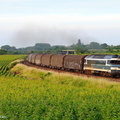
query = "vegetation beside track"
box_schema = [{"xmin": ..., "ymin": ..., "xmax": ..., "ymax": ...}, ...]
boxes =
[
  {"xmin": 0, "ymin": 55, "xmax": 120, "ymax": 119},
  {"xmin": 0, "ymin": 55, "xmax": 26, "ymax": 77}
]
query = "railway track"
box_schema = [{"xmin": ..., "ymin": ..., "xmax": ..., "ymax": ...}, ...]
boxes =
[{"xmin": 22, "ymin": 60, "xmax": 120, "ymax": 83}]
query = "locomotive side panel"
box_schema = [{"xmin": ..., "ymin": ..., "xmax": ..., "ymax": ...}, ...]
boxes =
[
  {"xmin": 51, "ymin": 55, "xmax": 66, "ymax": 68},
  {"xmin": 64, "ymin": 55, "xmax": 86, "ymax": 70}
]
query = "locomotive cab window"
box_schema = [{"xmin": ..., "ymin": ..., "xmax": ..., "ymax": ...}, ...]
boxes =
[
  {"xmin": 109, "ymin": 60, "xmax": 120, "ymax": 65},
  {"xmin": 86, "ymin": 60, "xmax": 106, "ymax": 65},
  {"xmin": 95, "ymin": 60, "xmax": 106, "ymax": 65}
]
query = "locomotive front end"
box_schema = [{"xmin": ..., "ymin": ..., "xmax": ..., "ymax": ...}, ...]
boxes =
[
  {"xmin": 108, "ymin": 56, "xmax": 120, "ymax": 78},
  {"xmin": 84, "ymin": 55, "xmax": 120, "ymax": 78}
]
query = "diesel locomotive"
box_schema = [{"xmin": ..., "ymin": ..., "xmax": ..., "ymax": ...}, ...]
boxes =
[{"xmin": 26, "ymin": 54, "xmax": 120, "ymax": 78}]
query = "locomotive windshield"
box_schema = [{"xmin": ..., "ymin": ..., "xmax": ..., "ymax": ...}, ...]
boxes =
[
  {"xmin": 86, "ymin": 60, "xmax": 106, "ymax": 65},
  {"xmin": 109, "ymin": 60, "xmax": 120, "ymax": 65}
]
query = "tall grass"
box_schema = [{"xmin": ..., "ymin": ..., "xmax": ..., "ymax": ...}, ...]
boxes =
[
  {"xmin": 0, "ymin": 55, "xmax": 26, "ymax": 77},
  {"xmin": 0, "ymin": 55, "xmax": 120, "ymax": 119}
]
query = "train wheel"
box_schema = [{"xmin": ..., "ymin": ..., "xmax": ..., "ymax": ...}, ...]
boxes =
[{"xmin": 115, "ymin": 74, "xmax": 120, "ymax": 78}]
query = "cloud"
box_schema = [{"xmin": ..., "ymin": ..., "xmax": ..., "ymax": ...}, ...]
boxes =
[
  {"xmin": 11, "ymin": 25, "xmax": 82, "ymax": 47},
  {"xmin": 0, "ymin": 0, "xmax": 30, "ymax": 1},
  {"xmin": 0, "ymin": 13, "xmax": 119, "ymax": 23},
  {"xmin": 0, "ymin": 13, "xmax": 120, "ymax": 31},
  {"xmin": 0, "ymin": 13, "xmax": 120, "ymax": 47}
]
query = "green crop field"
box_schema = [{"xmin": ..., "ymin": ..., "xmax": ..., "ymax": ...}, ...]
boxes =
[
  {"xmin": 0, "ymin": 55, "xmax": 120, "ymax": 120},
  {"xmin": 0, "ymin": 55, "xmax": 26, "ymax": 77}
]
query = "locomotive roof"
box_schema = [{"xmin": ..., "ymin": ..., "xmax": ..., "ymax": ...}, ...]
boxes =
[{"xmin": 85, "ymin": 54, "xmax": 120, "ymax": 60}]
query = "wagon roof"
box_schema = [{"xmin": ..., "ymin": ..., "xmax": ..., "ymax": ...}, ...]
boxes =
[
  {"xmin": 51, "ymin": 54, "xmax": 66, "ymax": 58},
  {"xmin": 64, "ymin": 55, "xmax": 86, "ymax": 59},
  {"xmin": 85, "ymin": 54, "xmax": 119, "ymax": 60}
]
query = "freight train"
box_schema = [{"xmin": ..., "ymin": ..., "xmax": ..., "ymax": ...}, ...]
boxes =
[{"xmin": 26, "ymin": 54, "xmax": 120, "ymax": 78}]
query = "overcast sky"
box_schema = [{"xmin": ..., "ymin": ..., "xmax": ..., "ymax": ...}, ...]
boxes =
[{"xmin": 0, "ymin": 0, "xmax": 120, "ymax": 48}]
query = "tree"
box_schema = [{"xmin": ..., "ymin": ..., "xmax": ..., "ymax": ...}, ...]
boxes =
[
  {"xmin": 10, "ymin": 46, "xmax": 17, "ymax": 52},
  {"xmin": 107, "ymin": 46, "xmax": 114, "ymax": 53},
  {"xmin": 89, "ymin": 42, "xmax": 101, "ymax": 49},
  {"xmin": 49, "ymin": 45, "xmax": 66, "ymax": 54},
  {"xmin": 1, "ymin": 45, "xmax": 17, "ymax": 53},
  {"xmin": 75, "ymin": 45, "xmax": 89, "ymax": 54},
  {"xmin": 0, "ymin": 49, "xmax": 7, "ymax": 55},
  {"xmin": 1, "ymin": 45, "xmax": 11, "ymax": 51},
  {"xmin": 77, "ymin": 39, "xmax": 82, "ymax": 46},
  {"xmin": 35, "ymin": 43, "xmax": 51, "ymax": 50},
  {"xmin": 101, "ymin": 43, "xmax": 108, "ymax": 49}
]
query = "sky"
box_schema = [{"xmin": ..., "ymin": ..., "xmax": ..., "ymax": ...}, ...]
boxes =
[{"xmin": 0, "ymin": 0, "xmax": 120, "ymax": 48}]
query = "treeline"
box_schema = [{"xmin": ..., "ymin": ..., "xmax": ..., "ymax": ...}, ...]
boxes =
[{"xmin": 0, "ymin": 40, "xmax": 120, "ymax": 55}]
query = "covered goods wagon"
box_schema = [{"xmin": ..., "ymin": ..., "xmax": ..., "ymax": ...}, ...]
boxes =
[
  {"xmin": 31, "ymin": 54, "xmax": 38, "ymax": 64},
  {"xmin": 34, "ymin": 54, "xmax": 44, "ymax": 65},
  {"xmin": 41, "ymin": 54, "xmax": 53, "ymax": 67},
  {"xmin": 64, "ymin": 55, "xmax": 86, "ymax": 70},
  {"xmin": 51, "ymin": 55, "xmax": 66, "ymax": 68}
]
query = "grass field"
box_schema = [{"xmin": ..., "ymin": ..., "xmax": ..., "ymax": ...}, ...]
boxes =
[{"xmin": 0, "ymin": 55, "xmax": 120, "ymax": 120}]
